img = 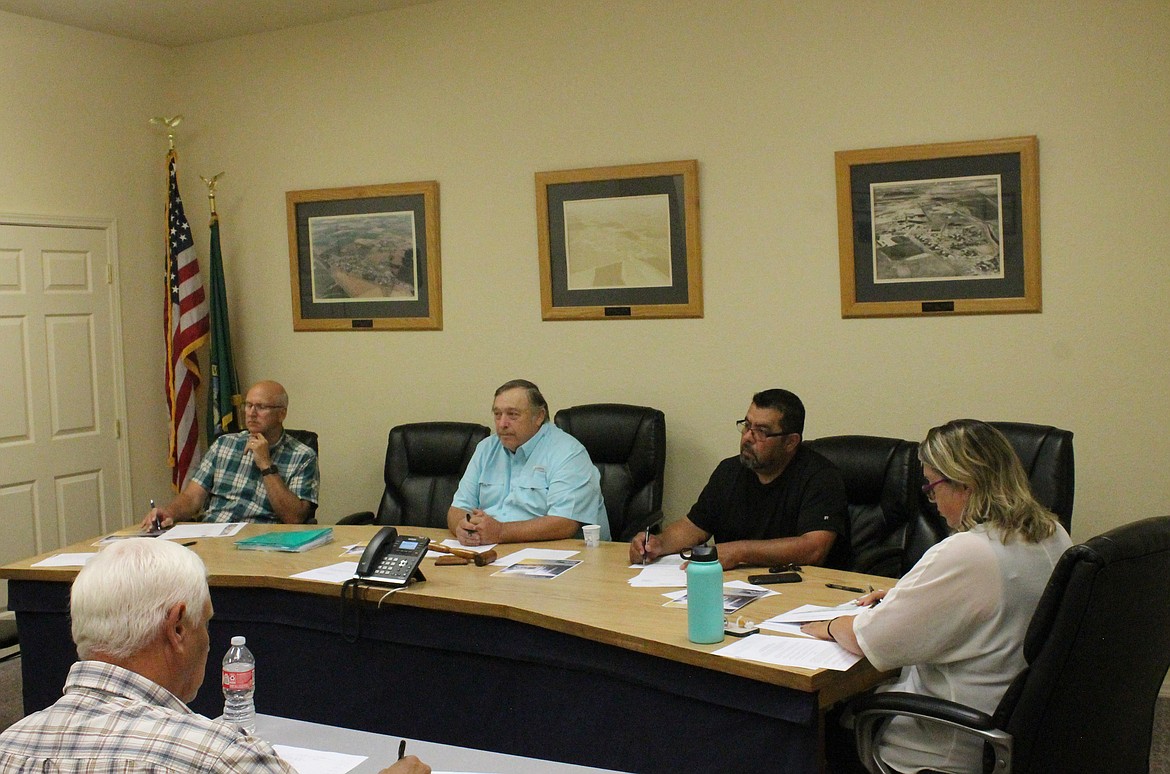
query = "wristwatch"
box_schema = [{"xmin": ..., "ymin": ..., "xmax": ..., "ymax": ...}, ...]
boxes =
[{"xmin": 258, "ymin": 465, "xmax": 279, "ymax": 478}]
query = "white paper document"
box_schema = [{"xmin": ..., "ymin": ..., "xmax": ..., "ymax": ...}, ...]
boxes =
[
  {"xmin": 31, "ymin": 552, "xmax": 96, "ymax": 567},
  {"xmin": 290, "ymin": 561, "xmax": 360, "ymax": 583},
  {"xmin": 489, "ymin": 548, "xmax": 578, "ymax": 567},
  {"xmin": 627, "ymin": 554, "xmax": 686, "ymax": 587},
  {"xmin": 714, "ymin": 632, "xmax": 864, "ymax": 671},
  {"xmin": 663, "ymin": 580, "xmax": 778, "ymax": 612},
  {"xmin": 271, "ymin": 744, "xmax": 366, "ymax": 774},
  {"xmin": 760, "ymin": 602, "xmax": 867, "ymax": 627},
  {"xmin": 159, "ymin": 522, "xmax": 246, "ymax": 540}
]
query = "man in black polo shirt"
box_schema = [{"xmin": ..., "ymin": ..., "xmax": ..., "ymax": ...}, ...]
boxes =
[{"xmin": 630, "ymin": 389, "xmax": 849, "ymax": 570}]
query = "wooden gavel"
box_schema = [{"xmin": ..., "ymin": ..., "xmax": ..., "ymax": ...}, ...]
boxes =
[{"xmin": 428, "ymin": 542, "xmax": 498, "ymax": 566}]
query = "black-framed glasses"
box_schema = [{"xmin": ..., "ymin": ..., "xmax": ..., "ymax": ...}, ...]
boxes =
[
  {"xmin": 735, "ymin": 419, "xmax": 788, "ymax": 441},
  {"xmin": 921, "ymin": 477, "xmax": 949, "ymax": 502}
]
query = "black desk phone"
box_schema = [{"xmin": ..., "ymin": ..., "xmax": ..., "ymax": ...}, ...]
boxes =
[{"xmin": 355, "ymin": 526, "xmax": 430, "ymax": 586}]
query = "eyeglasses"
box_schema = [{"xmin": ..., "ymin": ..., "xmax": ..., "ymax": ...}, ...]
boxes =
[
  {"xmin": 736, "ymin": 419, "xmax": 788, "ymax": 441},
  {"xmin": 243, "ymin": 402, "xmax": 285, "ymax": 413},
  {"xmin": 921, "ymin": 477, "xmax": 950, "ymax": 502}
]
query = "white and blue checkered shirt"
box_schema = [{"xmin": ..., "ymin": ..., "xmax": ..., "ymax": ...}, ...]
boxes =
[
  {"xmin": 192, "ymin": 431, "xmax": 319, "ymax": 523},
  {"xmin": 0, "ymin": 661, "xmax": 295, "ymax": 773}
]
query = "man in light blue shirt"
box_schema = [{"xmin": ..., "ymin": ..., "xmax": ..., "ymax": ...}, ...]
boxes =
[{"xmin": 448, "ymin": 380, "xmax": 609, "ymax": 544}]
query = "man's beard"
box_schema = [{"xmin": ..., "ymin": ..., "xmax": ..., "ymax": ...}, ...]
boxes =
[{"xmin": 739, "ymin": 446, "xmax": 763, "ymax": 470}]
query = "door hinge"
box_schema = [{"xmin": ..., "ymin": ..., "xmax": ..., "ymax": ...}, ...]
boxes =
[
  {"xmin": 115, "ymin": 419, "xmax": 122, "ymax": 439},
  {"xmin": 106, "ymin": 263, "xmax": 113, "ymax": 284}
]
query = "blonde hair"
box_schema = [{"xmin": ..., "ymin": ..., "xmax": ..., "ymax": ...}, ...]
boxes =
[{"xmin": 919, "ymin": 419, "xmax": 1059, "ymax": 543}]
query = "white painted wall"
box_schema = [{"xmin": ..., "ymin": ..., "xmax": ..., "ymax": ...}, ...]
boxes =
[{"xmin": 4, "ymin": 1, "xmax": 1168, "ymax": 541}]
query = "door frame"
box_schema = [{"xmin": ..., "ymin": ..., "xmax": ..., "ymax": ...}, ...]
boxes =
[{"xmin": 0, "ymin": 212, "xmax": 133, "ymax": 528}]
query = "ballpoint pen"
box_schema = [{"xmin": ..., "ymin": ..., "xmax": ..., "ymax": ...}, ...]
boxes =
[
  {"xmin": 642, "ymin": 523, "xmax": 651, "ymax": 565},
  {"xmin": 149, "ymin": 499, "xmax": 161, "ymax": 532},
  {"xmin": 398, "ymin": 739, "xmax": 406, "ymax": 760},
  {"xmin": 825, "ymin": 582, "xmax": 867, "ymax": 594}
]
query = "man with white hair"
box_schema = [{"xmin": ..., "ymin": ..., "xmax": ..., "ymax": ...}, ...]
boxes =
[{"xmin": 0, "ymin": 539, "xmax": 428, "ymax": 773}]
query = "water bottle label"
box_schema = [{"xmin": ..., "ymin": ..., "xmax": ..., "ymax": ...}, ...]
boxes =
[{"xmin": 222, "ymin": 668, "xmax": 254, "ymax": 691}]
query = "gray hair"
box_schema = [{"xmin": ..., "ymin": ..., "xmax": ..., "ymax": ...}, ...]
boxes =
[
  {"xmin": 494, "ymin": 379, "xmax": 549, "ymax": 422},
  {"xmin": 71, "ymin": 538, "xmax": 210, "ymax": 661}
]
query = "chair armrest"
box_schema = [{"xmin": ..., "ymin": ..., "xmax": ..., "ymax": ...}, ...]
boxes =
[
  {"xmin": 336, "ymin": 511, "xmax": 375, "ymax": 526},
  {"xmin": 851, "ymin": 692, "xmax": 1012, "ymax": 774}
]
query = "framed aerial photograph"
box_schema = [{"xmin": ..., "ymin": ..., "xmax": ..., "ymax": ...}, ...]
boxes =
[
  {"xmin": 286, "ymin": 181, "xmax": 441, "ymax": 331},
  {"xmin": 536, "ymin": 159, "xmax": 702, "ymax": 320},
  {"xmin": 835, "ymin": 136, "xmax": 1040, "ymax": 318}
]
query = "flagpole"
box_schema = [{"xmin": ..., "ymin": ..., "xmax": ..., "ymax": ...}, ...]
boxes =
[
  {"xmin": 202, "ymin": 172, "xmax": 243, "ymax": 442},
  {"xmin": 149, "ymin": 114, "xmax": 183, "ymax": 151},
  {"xmin": 200, "ymin": 171, "xmax": 223, "ymax": 216},
  {"xmin": 151, "ymin": 116, "xmax": 210, "ymax": 490}
]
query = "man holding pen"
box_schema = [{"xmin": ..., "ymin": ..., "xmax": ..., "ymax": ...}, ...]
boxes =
[
  {"xmin": 141, "ymin": 380, "xmax": 318, "ymax": 528},
  {"xmin": 629, "ymin": 389, "xmax": 849, "ymax": 570}
]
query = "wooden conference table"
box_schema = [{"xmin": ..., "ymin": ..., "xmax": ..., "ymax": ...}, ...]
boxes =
[{"xmin": 1, "ymin": 525, "xmax": 894, "ymax": 774}]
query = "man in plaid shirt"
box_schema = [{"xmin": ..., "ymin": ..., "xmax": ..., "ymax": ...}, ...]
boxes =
[
  {"xmin": 142, "ymin": 380, "xmax": 319, "ymax": 527},
  {"xmin": 0, "ymin": 538, "xmax": 429, "ymax": 774}
]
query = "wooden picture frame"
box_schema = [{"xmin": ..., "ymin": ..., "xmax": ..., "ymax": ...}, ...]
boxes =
[
  {"xmin": 835, "ymin": 136, "xmax": 1040, "ymax": 318},
  {"xmin": 286, "ymin": 181, "xmax": 441, "ymax": 331},
  {"xmin": 536, "ymin": 160, "xmax": 702, "ymax": 320}
]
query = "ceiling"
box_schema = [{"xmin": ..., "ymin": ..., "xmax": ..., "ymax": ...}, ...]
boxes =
[{"xmin": 0, "ymin": 0, "xmax": 436, "ymax": 47}]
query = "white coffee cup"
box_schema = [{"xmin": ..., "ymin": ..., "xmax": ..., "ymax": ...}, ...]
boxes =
[{"xmin": 582, "ymin": 524, "xmax": 601, "ymax": 547}]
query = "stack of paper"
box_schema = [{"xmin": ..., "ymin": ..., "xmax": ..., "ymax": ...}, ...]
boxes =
[
  {"xmin": 489, "ymin": 548, "xmax": 577, "ymax": 567},
  {"xmin": 760, "ymin": 602, "xmax": 865, "ymax": 626},
  {"xmin": 628, "ymin": 554, "xmax": 686, "ymax": 587},
  {"xmin": 714, "ymin": 633, "xmax": 864, "ymax": 671},
  {"xmin": 662, "ymin": 580, "xmax": 777, "ymax": 612}
]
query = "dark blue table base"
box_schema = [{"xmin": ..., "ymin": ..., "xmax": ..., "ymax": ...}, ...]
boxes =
[{"xmin": 10, "ymin": 580, "xmax": 821, "ymax": 774}]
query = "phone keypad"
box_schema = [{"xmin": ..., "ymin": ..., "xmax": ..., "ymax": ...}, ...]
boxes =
[{"xmin": 376, "ymin": 554, "xmax": 414, "ymax": 578}]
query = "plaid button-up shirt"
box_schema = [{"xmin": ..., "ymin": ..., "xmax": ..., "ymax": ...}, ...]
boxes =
[
  {"xmin": 192, "ymin": 430, "xmax": 319, "ymax": 523},
  {"xmin": 0, "ymin": 661, "xmax": 295, "ymax": 772}
]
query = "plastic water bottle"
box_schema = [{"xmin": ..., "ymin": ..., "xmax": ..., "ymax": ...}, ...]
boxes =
[
  {"xmin": 684, "ymin": 545, "xmax": 725, "ymax": 644},
  {"xmin": 221, "ymin": 635, "xmax": 256, "ymax": 734}
]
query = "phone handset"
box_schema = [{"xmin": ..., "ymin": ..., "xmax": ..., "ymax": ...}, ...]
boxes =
[{"xmin": 355, "ymin": 526, "xmax": 429, "ymax": 586}]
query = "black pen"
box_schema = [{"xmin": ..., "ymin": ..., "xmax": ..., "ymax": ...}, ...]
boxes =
[
  {"xmin": 826, "ymin": 582, "xmax": 867, "ymax": 594},
  {"xmin": 642, "ymin": 523, "xmax": 651, "ymax": 565},
  {"xmin": 149, "ymin": 499, "xmax": 161, "ymax": 533},
  {"xmin": 398, "ymin": 739, "xmax": 406, "ymax": 760}
]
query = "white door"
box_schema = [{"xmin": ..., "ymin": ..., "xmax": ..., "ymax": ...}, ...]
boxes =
[{"xmin": 0, "ymin": 220, "xmax": 128, "ymax": 607}]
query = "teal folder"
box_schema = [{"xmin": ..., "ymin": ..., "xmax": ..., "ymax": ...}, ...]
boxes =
[{"xmin": 235, "ymin": 527, "xmax": 333, "ymax": 553}]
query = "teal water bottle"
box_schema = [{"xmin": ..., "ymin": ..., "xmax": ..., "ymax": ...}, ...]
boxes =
[{"xmin": 683, "ymin": 545, "xmax": 724, "ymax": 644}]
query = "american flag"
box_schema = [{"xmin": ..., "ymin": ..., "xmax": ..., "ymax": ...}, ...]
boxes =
[{"xmin": 164, "ymin": 150, "xmax": 209, "ymax": 490}]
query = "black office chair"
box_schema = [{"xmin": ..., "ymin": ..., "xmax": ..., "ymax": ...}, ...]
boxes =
[
  {"xmin": 338, "ymin": 422, "xmax": 490, "ymax": 530},
  {"xmin": 553, "ymin": 403, "xmax": 666, "ymax": 542},
  {"xmin": 852, "ymin": 514, "xmax": 1170, "ymax": 774},
  {"xmin": 282, "ymin": 429, "xmax": 320, "ymax": 523},
  {"xmin": 805, "ymin": 435, "xmax": 947, "ymax": 577},
  {"xmin": 988, "ymin": 421, "xmax": 1075, "ymax": 533}
]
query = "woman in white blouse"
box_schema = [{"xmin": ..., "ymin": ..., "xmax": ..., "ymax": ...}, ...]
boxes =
[{"xmin": 803, "ymin": 419, "xmax": 1072, "ymax": 774}]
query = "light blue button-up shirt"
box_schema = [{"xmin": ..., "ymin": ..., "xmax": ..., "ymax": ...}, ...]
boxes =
[{"xmin": 452, "ymin": 422, "xmax": 610, "ymax": 540}]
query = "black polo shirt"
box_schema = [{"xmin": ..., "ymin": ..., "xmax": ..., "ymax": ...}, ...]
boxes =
[{"xmin": 686, "ymin": 445, "xmax": 850, "ymax": 569}]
